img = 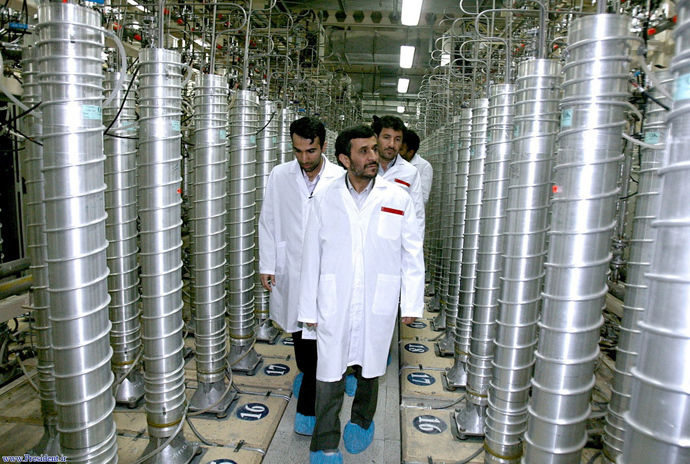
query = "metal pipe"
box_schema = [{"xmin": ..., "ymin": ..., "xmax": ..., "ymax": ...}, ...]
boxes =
[
  {"xmin": 484, "ymin": 59, "xmax": 562, "ymax": 464},
  {"xmin": 602, "ymin": 70, "xmax": 669, "ymax": 463},
  {"xmin": 21, "ymin": 44, "xmax": 60, "ymax": 457},
  {"xmin": 445, "ymin": 98, "xmax": 489, "ymax": 390},
  {"xmin": 619, "ymin": 3, "xmax": 690, "ymax": 458},
  {"xmin": 0, "ymin": 257, "xmax": 31, "ymax": 279},
  {"xmin": 454, "ymin": 84, "xmax": 514, "ymax": 439},
  {"xmin": 37, "ymin": 3, "xmax": 118, "ymax": 462},
  {"xmin": 103, "ymin": 71, "xmax": 145, "ymax": 408},
  {"xmin": 524, "ymin": 14, "xmax": 636, "ymax": 464},
  {"xmin": 226, "ymin": 89, "xmax": 262, "ymax": 374},
  {"xmin": 189, "ymin": 73, "xmax": 236, "ymax": 415},
  {"xmin": 137, "ymin": 47, "xmax": 194, "ymax": 463},
  {"xmin": 254, "ymin": 99, "xmax": 280, "ymax": 343}
]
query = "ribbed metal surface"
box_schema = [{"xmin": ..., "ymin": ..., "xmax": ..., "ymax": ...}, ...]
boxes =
[
  {"xmin": 226, "ymin": 90, "xmax": 261, "ymax": 370},
  {"xmin": 22, "ymin": 44, "xmax": 60, "ymax": 455},
  {"xmin": 466, "ymin": 84, "xmax": 515, "ymax": 406},
  {"xmin": 277, "ymin": 107, "xmax": 295, "ymax": 164},
  {"xmin": 253, "ymin": 100, "xmax": 279, "ymax": 341},
  {"xmin": 103, "ymin": 72, "xmax": 144, "ymax": 406},
  {"xmin": 433, "ymin": 125, "xmax": 456, "ymax": 332},
  {"xmin": 602, "ymin": 71, "xmax": 668, "ymax": 461},
  {"xmin": 524, "ymin": 14, "xmax": 635, "ymax": 464},
  {"xmin": 427, "ymin": 138, "xmax": 445, "ymax": 310},
  {"xmin": 453, "ymin": 98, "xmax": 489, "ymax": 385},
  {"xmin": 484, "ymin": 59, "xmax": 562, "ymax": 463},
  {"xmin": 191, "ymin": 74, "xmax": 229, "ymax": 385},
  {"xmin": 137, "ymin": 48, "xmax": 190, "ymax": 454},
  {"xmin": 442, "ymin": 110, "xmax": 472, "ymax": 361},
  {"xmin": 36, "ymin": 3, "xmax": 117, "ymax": 462},
  {"xmin": 620, "ymin": 4, "xmax": 690, "ymax": 460}
]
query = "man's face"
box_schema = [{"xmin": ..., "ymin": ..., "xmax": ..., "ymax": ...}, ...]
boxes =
[
  {"xmin": 292, "ymin": 134, "xmax": 324, "ymax": 173},
  {"xmin": 340, "ymin": 136, "xmax": 379, "ymax": 181},
  {"xmin": 377, "ymin": 127, "xmax": 403, "ymax": 163},
  {"xmin": 399, "ymin": 142, "xmax": 413, "ymax": 162}
]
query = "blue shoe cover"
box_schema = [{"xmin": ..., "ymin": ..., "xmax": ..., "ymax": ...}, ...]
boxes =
[
  {"xmin": 343, "ymin": 421, "xmax": 375, "ymax": 454},
  {"xmin": 345, "ymin": 374, "xmax": 357, "ymax": 397},
  {"xmin": 294, "ymin": 413, "xmax": 316, "ymax": 436},
  {"xmin": 292, "ymin": 372, "xmax": 303, "ymax": 399},
  {"xmin": 310, "ymin": 450, "xmax": 343, "ymax": 464},
  {"xmin": 387, "ymin": 352, "xmax": 392, "ymax": 366}
]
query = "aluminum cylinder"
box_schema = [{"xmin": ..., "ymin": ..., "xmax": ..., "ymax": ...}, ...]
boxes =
[
  {"xmin": 277, "ymin": 107, "xmax": 295, "ymax": 164},
  {"xmin": 253, "ymin": 100, "xmax": 278, "ymax": 333},
  {"xmin": 444, "ymin": 111, "xmax": 473, "ymax": 349},
  {"xmin": 137, "ymin": 48, "xmax": 189, "ymax": 439},
  {"xmin": 37, "ymin": 3, "xmax": 117, "ymax": 462},
  {"xmin": 466, "ymin": 84, "xmax": 515, "ymax": 406},
  {"xmin": 103, "ymin": 71, "xmax": 144, "ymax": 406},
  {"xmin": 602, "ymin": 71, "xmax": 668, "ymax": 461},
  {"xmin": 456, "ymin": 98, "xmax": 490, "ymax": 362},
  {"xmin": 192, "ymin": 74, "xmax": 229, "ymax": 385},
  {"xmin": 524, "ymin": 14, "xmax": 636, "ymax": 464},
  {"xmin": 226, "ymin": 90, "xmax": 259, "ymax": 349},
  {"xmin": 620, "ymin": 2, "xmax": 690, "ymax": 461},
  {"xmin": 22, "ymin": 44, "xmax": 60, "ymax": 454},
  {"xmin": 485, "ymin": 59, "xmax": 562, "ymax": 463}
]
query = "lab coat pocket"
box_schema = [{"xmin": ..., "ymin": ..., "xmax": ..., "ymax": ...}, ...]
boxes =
[
  {"xmin": 377, "ymin": 211, "xmax": 403, "ymax": 240},
  {"xmin": 275, "ymin": 241, "xmax": 287, "ymax": 274},
  {"xmin": 317, "ymin": 274, "xmax": 337, "ymax": 317},
  {"xmin": 372, "ymin": 274, "xmax": 401, "ymax": 315}
]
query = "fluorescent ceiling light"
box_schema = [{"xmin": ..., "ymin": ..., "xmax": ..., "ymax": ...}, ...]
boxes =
[
  {"xmin": 397, "ymin": 105, "xmax": 405, "ymax": 113},
  {"xmin": 397, "ymin": 78, "xmax": 410, "ymax": 93},
  {"xmin": 127, "ymin": 0, "xmax": 146, "ymax": 12},
  {"xmin": 401, "ymin": 0, "xmax": 423, "ymax": 26},
  {"xmin": 400, "ymin": 45, "xmax": 415, "ymax": 69}
]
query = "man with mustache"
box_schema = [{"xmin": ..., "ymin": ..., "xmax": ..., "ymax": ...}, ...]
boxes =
[
  {"xmin": 298, "ymin": 124, "xmax": 425, "ymax": 463},
  {"xmin": 372, "ymin": 115, "xmax": 425, "ymax": 235},
  {"xmin": 259, "ymin": 116, "xmax": 342, "ymax": 436}
]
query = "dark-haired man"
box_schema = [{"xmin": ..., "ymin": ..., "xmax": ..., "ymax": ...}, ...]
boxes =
[
  {"xmin": 372, "ymin": 115, "xmax": 425, "ymax": 235},
  {"xmin": 259, "ymin": 116, "xmax": 342, "ymax": 436},
  {"xmin": 299, "ymin": 124, "xmax": 424, "ymax": 463},
  {"xmin": 400, "ymin": 128, "xmax": 433, "ymax": 206}
]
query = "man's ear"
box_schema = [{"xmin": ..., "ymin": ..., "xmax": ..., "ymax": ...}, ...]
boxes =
[{"xmin": 338, "ymin": 153, "xmax": 350, "ymax": 169}]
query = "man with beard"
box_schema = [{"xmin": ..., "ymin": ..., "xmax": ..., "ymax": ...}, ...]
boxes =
[
  {"xmin": 399, "ymin": 128, "xmax": 433, "ymax": 206},
  {"xmin": 298, "ymin": 124, "xmax": 425, "ymax": 463},
  {"xmin": 372, "ymin": 115, "xmax": 425, "ymax": 235},
  {"xmin": 259, "ymin": 116, "xmax": 342, "ymax": 436}
]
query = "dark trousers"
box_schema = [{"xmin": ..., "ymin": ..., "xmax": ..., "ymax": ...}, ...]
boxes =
[
  {"xmin": 310, "ymin": 366, "xmax": 379, "ymax": 452},
  {"xmin": 292, "ymin": 330, "xmax": 317, "ymax": 417}
]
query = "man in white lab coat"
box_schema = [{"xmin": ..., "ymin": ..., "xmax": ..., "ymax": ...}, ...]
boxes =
[
  {"xmin": 259, "ymin": 116, "xmax": 342, "ymax": 436},
  {"xmin": 372, "ymin": 115, "xmax": 425, "ymax": 234},
  {"xmin": 298, "ymin": 125, "xmax": 425, "ymax": 464},
  {"xmin": 400, "ymin": 128, "xmax": 433, "ymax": 206}
]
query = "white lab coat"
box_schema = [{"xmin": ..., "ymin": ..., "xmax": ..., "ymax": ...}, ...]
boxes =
[
  {"xmin": 380, "ymin": 154, "xmax": 425, "ymax": 232},
  {"xmin": 409, "ymin": 153, "xmax": 433, "ymax": 205},
  {"xmin": 298, "ymin": 173, "xmax": 425, "ymax": 382},
  {"xmin": 258, "ymin": 156, "xmax": 343, "ymax": 333}
]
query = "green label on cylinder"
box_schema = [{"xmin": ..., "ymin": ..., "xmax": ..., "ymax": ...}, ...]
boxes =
[
  {"xmin": 220, "ymin": 129, "xmax": 227, "ymax": 139},
  {"xmin": 82, "ymin": 105, "xmax": 102, "ymax": 120},
  {"xmin": 644, "ymin": 131, "xmax": 661, "ymax": 144},
  {"xmin": 250, "ymin": 135, "xmax": 257, "ymax": 144},
  {"xmin": 674, "ymin": 73, "xmax": 690, "ymax": 101},
  {"xmin": 171, "ymin": 120, "xmax": 181, "ymax": 131},
  {"xmin": 561, "ymin": 108, "xmax": 573, "ymax": 128},
  {"xmin": 514, "ymin": 125, "xmax": 520, "ymax": 138}
]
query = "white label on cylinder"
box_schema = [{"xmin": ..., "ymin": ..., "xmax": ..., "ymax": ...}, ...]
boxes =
[{"xmin": 674, "ymin": 73, "xmax": 690, "ymax": 101}]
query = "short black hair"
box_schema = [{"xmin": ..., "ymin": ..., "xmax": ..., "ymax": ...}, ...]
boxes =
[
  {"xmin": 403, "ymin": 128, "xmax": 420, "ymax": 153},
  {"xmin": 335, "ymin": 124, "xmax": 376, "ymax": 168},
  {"xmin": 371, "ymin": 115, "xmax": 405, "ymax": 136},
  {"xmin": 290, "ymin": 116, "xmax": 326, "ymax": 148}
]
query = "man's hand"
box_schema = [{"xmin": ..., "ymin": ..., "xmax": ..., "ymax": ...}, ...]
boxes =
[
  {"xmin": 260, "ymin": 273, "xmax": 275, "ymax": 291},
  {"xmin": 306, "ymin": 323, "xmax": 317, "ymax": 328},
  {"xmin": 401, "ymin": 317, "xmax": 416, "ymax": 325}
]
